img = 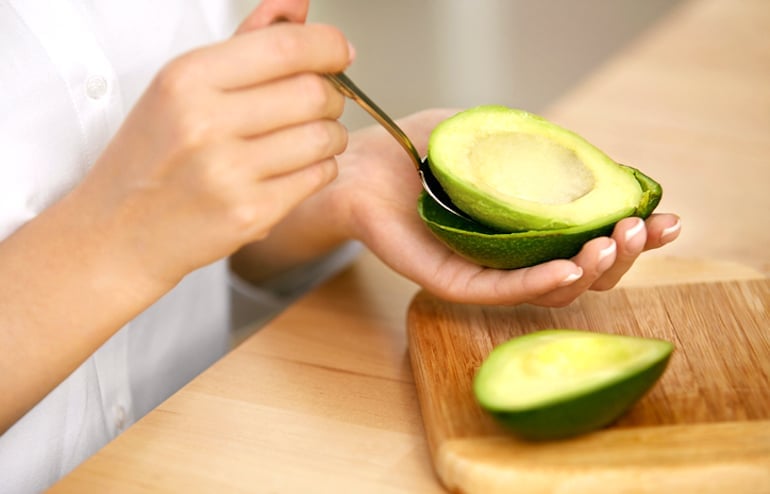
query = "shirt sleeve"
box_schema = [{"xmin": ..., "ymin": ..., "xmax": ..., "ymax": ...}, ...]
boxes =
[{"xmin": 228, "ymin": 240, "xmax": 364, "ymax": 331}]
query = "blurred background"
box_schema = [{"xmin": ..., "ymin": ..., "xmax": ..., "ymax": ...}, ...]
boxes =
[{"xmin": 234, "ymin": 0, "xmax": 681, "ymax": 129}]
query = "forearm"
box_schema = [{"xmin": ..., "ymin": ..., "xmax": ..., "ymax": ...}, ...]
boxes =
[{"xmin": 0, "ymin": 190, "xmax": 171, "ymax": 433}]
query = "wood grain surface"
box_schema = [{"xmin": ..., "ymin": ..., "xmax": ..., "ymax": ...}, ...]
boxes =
[{"xmin": 408, "ymin": 279, "xmax": 770, "ymax": 493}]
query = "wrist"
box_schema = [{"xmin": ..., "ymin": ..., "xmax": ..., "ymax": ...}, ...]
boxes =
[{"xmin": 50, "ymin": 185, "xmax": 180, "ymax": 304}]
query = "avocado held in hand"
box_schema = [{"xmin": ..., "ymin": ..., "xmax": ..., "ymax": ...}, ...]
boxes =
[
  {"xmin": 474, "ymin": 329, "xmax": 673, "ymax": 440},
  {"xmin": 418, "ymin": 106, "xmax": 662, "ymax": 269}
]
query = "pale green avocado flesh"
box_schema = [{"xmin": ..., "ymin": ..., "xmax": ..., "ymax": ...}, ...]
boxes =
[
  {"xmin": 427, "ymin": 106, "xmax": 645, "ymax": 232},
  {"xmin": 474, "ymin": 329, "xmax": 673, "ymax": 440}
]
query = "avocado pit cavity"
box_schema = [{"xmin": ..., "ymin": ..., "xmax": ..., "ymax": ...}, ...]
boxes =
[{"xmin": 469, "ymin": 133, "xmax": 595, "ymax": 205}]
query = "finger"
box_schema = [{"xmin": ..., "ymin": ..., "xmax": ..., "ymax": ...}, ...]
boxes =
[
  {"xmin": 426, "ymin": 258, "xmax": 586, "ymax": 306},
  {"xmin": 217, "ymin": 73, "xmax": 345, "ymax": 137},
  {"xmin": 235, "ymin": 0, "xmax": 310, "ymax": 33},
  {"xmin": 242, "ymin": 158, "xmax": 339, "ymax": 240},
  {"xmin": 237, "ymin": 119, "xmax": 348, "ymax": 179},
  {"xmin": 191, "ymin": 23, "xmax": 351, "ymax": 89},
  {"xmin": 468, "ymin": 260, "xmax": 583, "ymax": 305},
  {"xmin": 528, "ymin": 236, "xmax": 617, "ymax": 307},
  {"xmin": 643, "ymin": 213, "xmax": 682, "ymax": 250},
  {"xmin": 364, "ymin": 205, "xmax": 585, "ymax": 306},
  {"xmin": 590, "ymin": 217, "xmax": 647, "ymax": 291}
]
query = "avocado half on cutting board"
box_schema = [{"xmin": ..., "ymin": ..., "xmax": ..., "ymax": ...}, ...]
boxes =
[
  {"xmin": 473, "ymin": 329, "xmax": 674, "ymax": 440},
  {"xmin": 418, "ymin": 105, "xmax": 662, "ymax": 269}
]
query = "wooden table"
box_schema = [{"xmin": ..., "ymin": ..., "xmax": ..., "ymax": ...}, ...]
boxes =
[{"xmin": 53, "ymin": 0, "xmax": 769, "ymax": 492}]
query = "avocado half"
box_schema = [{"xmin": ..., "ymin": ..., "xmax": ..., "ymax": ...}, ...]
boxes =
[
  {"xmin": 419, "ymin": 106, "xmax": 662, "ymax": 269},
  {"xmin": 473, "ymin": 329, "xmax": 673, "ymax": 440}
]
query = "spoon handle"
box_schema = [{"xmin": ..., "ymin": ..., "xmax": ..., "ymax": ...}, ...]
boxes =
[{"xmin": 325, "ymin": 72, "xmax": 423, "ymax": 171}]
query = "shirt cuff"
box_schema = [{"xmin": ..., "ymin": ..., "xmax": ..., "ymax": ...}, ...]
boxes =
[{"xmin": 228, "ymin": 241, "xmax": 364, "ymax": 331}]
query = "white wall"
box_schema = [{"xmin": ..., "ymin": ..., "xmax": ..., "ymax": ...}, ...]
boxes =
[{"xmin": 306, "ymin": 0, "xmax": 680, "ymax": 129}]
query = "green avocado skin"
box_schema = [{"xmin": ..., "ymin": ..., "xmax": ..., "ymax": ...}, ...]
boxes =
[
  {"xmin": 487, "ymin": 354, "xmax": 672, "ymax": 441},
  {"xmin": 418, "ymin": 167, "xmax": 662, "ymax": 270},
  {"xmin": 632, "ymin": 166, "xmax": 663, "ymax": 218}
]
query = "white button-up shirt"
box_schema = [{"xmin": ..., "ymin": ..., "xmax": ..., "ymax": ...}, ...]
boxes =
[{"xmin": 0, "ymin": 2, "xmax": 358, "ymax": 491}]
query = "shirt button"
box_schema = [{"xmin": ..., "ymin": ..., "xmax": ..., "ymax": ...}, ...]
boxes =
[
  {"xmin": 113, "ymin": 405, "xmax": 127, "ymax": 430},
  {"xmin": 85, "ymin": 75, "xmax": 108, "ymax": 100}
]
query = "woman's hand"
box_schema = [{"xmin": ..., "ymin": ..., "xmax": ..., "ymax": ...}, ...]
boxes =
[
  {"xmin": 71, "ymin": 14, "xmax": 352, "ymax": 289},
  {"xmin": 329, "ymin": 108, "xmax": 681, "ymax": 307}
]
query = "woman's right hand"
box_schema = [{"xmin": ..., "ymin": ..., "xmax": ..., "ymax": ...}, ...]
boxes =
[{"xmin": 72, "ymin": 20, "xmax": 352, "ymax": 289}]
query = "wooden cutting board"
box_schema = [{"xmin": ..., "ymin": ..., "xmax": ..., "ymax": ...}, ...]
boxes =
[{"xmin": 407, "ymin": 279, "xmax": 770, "ymax": 494}]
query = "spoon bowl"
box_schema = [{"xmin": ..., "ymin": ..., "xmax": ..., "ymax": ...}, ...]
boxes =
[{"xmin": 325, "ymin": 72, "xmax": 472, "ymax": 220}]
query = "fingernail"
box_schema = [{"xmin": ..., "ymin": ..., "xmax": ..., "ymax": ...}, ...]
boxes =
[
  {"xmin": 597, "ymin": 240, "xmax": 617, "ymax": 269},
  {"xmin": 661, "ymin": 219, "xmax": 681, "ymax": 243},
  {"xmin": 624, "ymin": 217, "xmax": 645, "ymax": 243},
  {"xmin": 347, "ymin": 41, "xmax": 357, "ymax": 63},
  {"xmin": 559, "ymin": 267, "xmax": 584, "ymax": 287}
]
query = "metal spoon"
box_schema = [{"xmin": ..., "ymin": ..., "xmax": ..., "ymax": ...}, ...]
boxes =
[{"xmin": 325, "ymin": 72, "xmax": 471, "ymax": 220}]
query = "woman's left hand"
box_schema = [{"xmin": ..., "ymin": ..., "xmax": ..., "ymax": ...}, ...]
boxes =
[{"xmin": 327, "ymin": 108, "xmax": 681, "ymax": 307}]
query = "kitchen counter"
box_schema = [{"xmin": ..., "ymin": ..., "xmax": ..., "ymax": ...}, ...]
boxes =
[{"xmin": 52, "ymin": 0, "xmax": 769, "ymax": 492}]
